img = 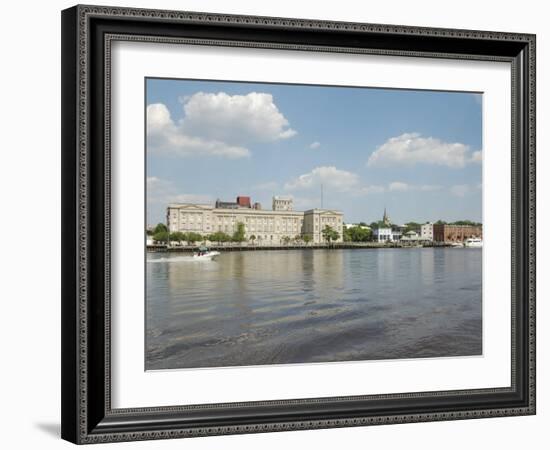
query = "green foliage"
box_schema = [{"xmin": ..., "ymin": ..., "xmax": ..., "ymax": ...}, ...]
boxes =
[
  {"xmin": 169, "ymin": 231, "xmax": 186, "ymax": 243},
  {"xmin": 344, "ymin": 225, "xmax": 372, "ymax": 242},
  {"xmin": 208, "ymin": 231, "xmax": 231, "ymax": 244},
  {"xmin": 370, "ymin": 220, "xmax": 389, "ymax": 229},
  {"xmin": 153, "ymin": 223, "xmax": 168, "ymax": 234},
  {"xmin": 303, "ymin": 235, "xmax": 312, "ymax": 245},
  {"xmin": 282, "ymin": 235, "xmax": 291, "ymax": 245},
  {"xmin": 153, "ymin": 231, "xmax": 169, "ymax": 243},
  {"xmin": 434, "ymin": 220, "xmax": 481, "ymax": 226},
  {"xmin": 322, "ymin": 225, "xmax": 340, "ymax": 244},
  {"xmin": 404, "ymin": 222, "xmax": 421, "ymax": 233},
  {"xmin": 294, "ymin": 235, "xmax": 302, "ymax": 243},
  {"xmin": 186, "ymin": 232, "xmax": 203, "ymax": 244},
  {"xmin": 449, "ymin": 220, "xmax": 482, "ymax": 226},
  {"xmin": 232, "ymin": 222, "xmax": 246, "ymax": 243}
]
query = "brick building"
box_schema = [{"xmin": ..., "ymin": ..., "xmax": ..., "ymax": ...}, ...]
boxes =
[{"xmin": 433, "ymin": 224, "xmax": 482, "ymax": 243}]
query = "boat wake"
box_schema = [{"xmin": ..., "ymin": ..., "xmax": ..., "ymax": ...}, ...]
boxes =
[{"xmin": 147, "ymin": 256, "xmax": 214, "ymax": 263}]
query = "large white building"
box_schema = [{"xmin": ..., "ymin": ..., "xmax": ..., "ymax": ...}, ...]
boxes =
[{"xmin": 166, "ymin": 196, "xmax": 344, "ymax": 245}]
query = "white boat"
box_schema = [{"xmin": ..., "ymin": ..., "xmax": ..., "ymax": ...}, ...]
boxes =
[
  {"xmin": 193, "ymin": 247, "xmax": 220, "ymax": 260},
  {"xmin": 451, "ymin": 242, "xmax": 464, "ymax": 248},
  {"xmin": 464, "ymin": 237, "xmax": 483, "ymax": 248}
]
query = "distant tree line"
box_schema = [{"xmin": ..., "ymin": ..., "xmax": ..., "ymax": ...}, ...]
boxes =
[
  {"xmin": 434, "ymin": 220, "xmax": 482, "ymax": 226},
  {"xmin": 147, "ymin": 219, "xmax": 480, "ymax": 246},
  {"xmin": 148, "ymin": 222, "xmax": 318, "ymax": 246}
]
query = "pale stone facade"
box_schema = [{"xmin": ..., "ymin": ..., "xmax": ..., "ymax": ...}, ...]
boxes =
[
  {"xmin": 420, "ymin": 222, "xmax": 434, "ymax": 241},
  {"xmin": 166, "ymin": 197, "xmax": 343, "ymax": 245},
  {"xmin": 302, "ymin": 209, "xmax": 344, "ymax": 244},
  {"xmin": 272, "ymin": 196, "xmax": 294, "ymax": 211}
]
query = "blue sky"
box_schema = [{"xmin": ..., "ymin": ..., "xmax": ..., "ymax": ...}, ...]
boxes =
[{"xmin": 146, "ymin": 78, "xmax": 482, "ymax": 226}]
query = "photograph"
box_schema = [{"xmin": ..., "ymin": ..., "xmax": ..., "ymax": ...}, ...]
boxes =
[
  {"xmin": 145, "ymin": 78, "xmax": 484, "ymax": 370},
  {"xmin": 58, "ymin": 3, "xmax": 536, "ymax": 444}
]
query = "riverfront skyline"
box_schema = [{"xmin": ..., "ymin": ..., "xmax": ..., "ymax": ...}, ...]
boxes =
[{"xmin": 146, "ymin": 78, "xmax": 482, "ymax": 225}]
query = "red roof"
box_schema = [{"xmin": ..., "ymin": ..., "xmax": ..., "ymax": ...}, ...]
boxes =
[{"xmin": 236, "ymin": 196, "xmax": 251, "ymax": 207}]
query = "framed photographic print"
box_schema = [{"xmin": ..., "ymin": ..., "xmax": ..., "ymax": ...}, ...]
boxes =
[{"xmin": 61, "ymin": 4, "xmax": 536, "ymax": 444}]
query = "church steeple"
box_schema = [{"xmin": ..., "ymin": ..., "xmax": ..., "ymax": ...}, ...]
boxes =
[{"xmin": 382, "ymin": 207, "xmax": 390, "ymax": 226}]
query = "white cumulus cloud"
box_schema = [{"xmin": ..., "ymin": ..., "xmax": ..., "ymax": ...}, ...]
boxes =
[
  {"xmin": 283, "ymin": 167, "xmax": 444, "ymax": 198},
  {"xmin": 147, "ymin": 92, "xmax": 296, "ymax": 159},
  {"xmin": 309, "ymin": 141, "xmax": 321, "ymax": 149},
  {"xmin": 367, "ymin": 132, "xmax": 479, "ymax": 168},
  {"xmin": 388, "ymin": 181, "xmax": 410, "ymax": 192},
  {"xmin": 147, "ymin": 103, "xmax": 249, "ymax": 159},
  {"xmin": 147, "ymin": 176, "xmax": 212, "ymax": 205},
  {"xmin": 180, "ymin": 91, "xmax": 296, "ymax": 143},
  {"xmin": 388, "ymin": 181, "xmax": 441, "ymax": 192},
  {"xmin": 284, "ymin": 166, "xmax": 361, "ymax": 192},
  {"xmin": 470, "ymin": 150, "xmax": 482, "ymax": 163}
]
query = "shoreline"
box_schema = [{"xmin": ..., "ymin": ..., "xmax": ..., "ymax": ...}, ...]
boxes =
[{"xmin": 146, "ymin": 242, "xmax": 456, "ymax": 252}]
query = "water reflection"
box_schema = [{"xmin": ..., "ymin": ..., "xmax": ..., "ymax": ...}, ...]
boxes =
[{"xmin": 146, "ymin": 248, "xmax": 481, "ymax": 370}]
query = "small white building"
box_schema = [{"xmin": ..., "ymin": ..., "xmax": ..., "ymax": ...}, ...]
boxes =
[
  {"xmin": 373, "ymin": 227, "xmax": 393, "ymax": 242},
  {"xmin": 420, "ymin": 222, "xmax": 434, "ymax": 241},
  {"xmin": 401, "ymin": 230, "xmax": 423, "ymax": 242}
]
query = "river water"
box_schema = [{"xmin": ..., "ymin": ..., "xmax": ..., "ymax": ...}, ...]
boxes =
[{"xmin": 146, "ymin": 248, "xmax": 482, "ymax": 370}]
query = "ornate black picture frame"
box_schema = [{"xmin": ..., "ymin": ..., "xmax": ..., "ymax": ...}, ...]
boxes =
[{"xmin": 61, "ymin": 4, "xmax": 536, "ymax": 444}]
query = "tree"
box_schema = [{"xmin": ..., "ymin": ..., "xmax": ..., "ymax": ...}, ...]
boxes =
[
  {"xmin": 282, "ymin": 235, "xmax": 291, "ymax": 246},
  {"xmin": 208, "ymin": 231, "xmax": 231, "ymax": 245},
  {"xmin": 344, "ymin": 225, "xmax": 371, "ymax": 242},
  {"xmin": 303, "ymin": 235, "xmax": 312, "ymax": 245},
  {"xmin": 232, "ymin": 222, "xmax": 246, "ymax": 243},
  {"xmin": 343, "ymin": 227, "xmax": 352, "ymax": 242},
  {"xmin": 294, "ymin": 234, "xmax": 302, "ymax": 244},
  {"xmin": 249, "ymin": 235, "xmax": 256, "ymax": 245},
  {"xmin": 450, "ymin": 220, "xmax": 482, "ymax": 226},
  {"xmin": 322, "ymin": 225, "xmax": 340, "ymax": 245},
  {"xmin": 404, "ymin": 222, "xmax": 421, "ymax": 233},
  {"xmin": 153, "ymin": 223, "xmax": 168, "ymax": 234},
  {"xmin": 169, "ymin": 231, "xmax": 185, "ymax": 244},
  {"xmin": 370, "ymin": 220, "xmax": 388, "ymax": 229},
  {"xmin": 153, "ymin": 231, "xmax": 169, "ymax": 244},
  {"xmin": 435, "ymin": 220, "xmax": 447, "ymax": 225},
  {"xmin": 186, "ymin": 232, "xmax": 203, "ymax": 245}
]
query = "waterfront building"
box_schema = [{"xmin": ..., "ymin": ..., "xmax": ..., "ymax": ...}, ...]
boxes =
[
  {"xmin": 402, "ymin": 230, "xmax": 420, "ymax": 239},
  {"xmin": 302, "ymin": 209, "xmax": 344, "ymax": 243},
  {"xmin": 373, "ymin": 227, "xmax": 394, "ymax": 242},
  {"xmin": 391, "ymin": 225, "xmax": 403, "ymax": 241},
  {"xmin": 433, "ymin": 223, "xmax": 482, "ymax": 243},
  {"xmin": 272, "ymin": 196, "xmax": 294, "ymax": 211},
  {"xmin": 372, "ymin": 208, "xmax": 401, "ymax": 242},
  {"xmin": 420, "ymin": 222, "xmax": 434, "ymax": 241},
  {"xmin": 166, "ymin": 196, "xmax": 343, "ymax": 245}
]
